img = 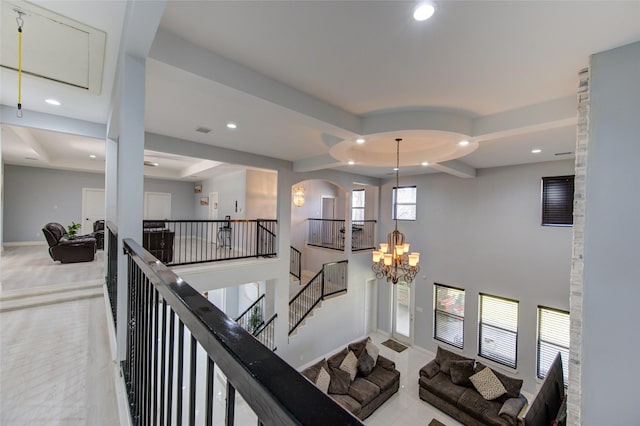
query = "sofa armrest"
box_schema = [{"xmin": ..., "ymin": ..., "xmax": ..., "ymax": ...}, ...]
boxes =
[
  {"xmin": 419, "ymin": 360, "xmax": 440, "ymax": 379},
  {"xmin": 376, "ymin": 355, "xmax": 396, "ymax": 371},
  {"xmin": 499, "ymin": 394, "xmax": 528, "ymax": 426}
]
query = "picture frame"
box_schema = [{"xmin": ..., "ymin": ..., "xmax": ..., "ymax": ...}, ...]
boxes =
[
  {"xmin": 194, "ymin": 184, "xmax": 202, "ymax": 193},
  {"xmin": 200, "ymin": 197, "xmax": 209, "ymax": 206}
]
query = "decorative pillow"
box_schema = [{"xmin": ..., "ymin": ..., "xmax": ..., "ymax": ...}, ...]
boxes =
[
  {"xmin": 469, "ymin": 366, "xmax": 507, "ymax": 400},
  {"xmin": 328, "ymin": 367, "xmax": 351, "ymax": 394},
  {"xmin": 449, "ymin": 360, "xmax": 475, "ymax": 387},
  {"xmin": 435, "ymin": 346, "xmax": 474, "ymax": 375},
  {"xmin": 301, "ymin": 358, "xmax": 327, "ymax": 383},
  {"xmin": 339, "ymin": 350, "xmax": 359, "ymax": 381},
  {"xmin": 365, "ymin": 341, "xmax": 379, "ymax": 364},
  {"xmin": 420, "ymin": 360, "xmax": 440, "ymax": 379},
  {"xmin": 327, "ymin": 347, "xmax": 349, "ymax": 369},
  {"xmin": 476, "ymin": 363, "xmax": 523, "ymax": 398},
  {"xmin": 357, "ymin": 349, "xmax": 375, "ymax": 377},
  {"xmin": 348, "ymin": 337, "xmax": 370, "ymax": 358},
  {"xmin": 315, "ymin": 367, "xmax": 331, "ymax": 394}
]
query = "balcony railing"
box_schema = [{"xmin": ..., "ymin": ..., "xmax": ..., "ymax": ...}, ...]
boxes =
[
  {"xmin": 255, "ymin": 314, "xmax": 277, "ymax": 352},
  {"xmin": 290, "ymin": 246, "xmax": 302, "ymax": 280},
  {"xmin": 106, "ymin": 221, "xmax": 118, "ymax": 325},
  {"xmin": 351, "ymin": 220, "xmax": 377, "ymax": 251},
  {"xmin": 307, "ymin": 219, "xmax": 345, "ymax": 251},
  {"xmin": 122, "ymin": 238, "xmax": 361, "ymax": 426},
  {"xmin": 142, "ymin": 219, "xmax": 277, "ymax": 267}
]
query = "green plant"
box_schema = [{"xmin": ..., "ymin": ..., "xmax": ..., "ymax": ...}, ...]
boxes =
[
  {"xmin": 248, "ymin": 305, "xmax": 263, "ymax": 334},
  {"xmin": 67, "ymin": 221, "xmax": 82, "ymax": 238}
]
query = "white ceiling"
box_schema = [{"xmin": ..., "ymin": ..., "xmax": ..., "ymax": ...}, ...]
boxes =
[{"xmin": 2, "ymin": 1, "xmax": 640, "ymax": 180}]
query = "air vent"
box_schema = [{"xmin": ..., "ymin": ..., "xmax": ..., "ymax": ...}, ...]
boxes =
[
  {"xmin": 144, "ymin": 161, "xmax": 159, "ymax": 167},
  {"xmin": 554, "ymin": 152, "xmax": 573, "ymax": 156},
  {"xmin": 196, "ymin": 127, "xmax": 212, "ymax": 134}
]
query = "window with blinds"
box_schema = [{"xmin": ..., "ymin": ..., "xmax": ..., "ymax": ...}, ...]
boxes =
[
  {"xmin": 542, "ymin": 175, "xmax": 574, "ymax": 226},
  {"xmin": 434, "ymin": 284, "xmax": 465, "ymax": 349},
  {"xmin": 479, "ymin": 293, "xmax": 519, "ymax": 369},
  {"xmin": 392, "ymin": 186, "xmax": 417, "ymax": 220},
  {"xmin": 537, "ymin": 306, "xmax": 569, "ymax": 384},
  {"xmin": 352, "ymin": 189, "xmax": 365, "ymax": 222}
]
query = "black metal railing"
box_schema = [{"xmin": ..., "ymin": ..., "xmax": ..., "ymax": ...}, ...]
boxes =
[
  {"xmin": 235, "ymin": 294, "xmax": 265, "ymax": 335},
  {"xmin": 307, "ymin": 219, "xmax": 346, "ymax": 251},
  {"xmin": 141, "ymin": 219, "xmax": 277, "ymax": 267},
  {"xmin": 351, "ymin": 220, "xmax": 377, "ymax": 251},
  {"xmin": 106, "ymin": 221, "xmax": 118, "ymax": 325},
  {"xmin": 289, "ymin": 260, "xmax": 348, "ymax": 335},
  {"xmin": 290, "ymin": 246, "xmax": 302, "ymax": 280},
  {"xmin": 122, "ymin": 238, "xmax": 361, "ymax": 426},
  {"xmin": 254, "ymin": 314, "xmax": 277, "ymax": 352}
]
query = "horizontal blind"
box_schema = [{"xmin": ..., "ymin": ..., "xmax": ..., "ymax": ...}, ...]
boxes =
[
  {"xmin": 537, "ymin": 306, "xmax": 569, "ymax": 384},
  {"xmin": 392, "ymin": 186, "xmax": 417, "ymax": 220},
  {"xmin": 434, "ymin": 284, "xmax": 465, "ymax": 349},
  {"xmin": 542, "ymin": 175, "xmax": 574, "ymax": 226},
  {"xmin": 479, "ymin": 293, "xmax": 519, "ymax": 368}
]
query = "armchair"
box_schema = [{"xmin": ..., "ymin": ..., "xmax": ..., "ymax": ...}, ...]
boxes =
[
  {"xmin": 93, "ymin": 220, "xmax": 105, "ymax": 250},
  {"xmin": 42, "ymin": 222, "xmax": 97, "ymax": 263}
]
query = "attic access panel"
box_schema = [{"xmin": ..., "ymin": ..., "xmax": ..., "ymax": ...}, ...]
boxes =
[{"xmin": 0, "ymin": 0, "xmax": 106, "ymax": 94}]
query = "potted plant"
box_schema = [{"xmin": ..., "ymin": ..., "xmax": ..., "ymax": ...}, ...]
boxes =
[
  {"xmin": 67, "ymin": 221, "xmax": 82, "ymax": 238},
  {"xmin": 248, "ymin": 305, "xmax": 263, "ymax": 334}
]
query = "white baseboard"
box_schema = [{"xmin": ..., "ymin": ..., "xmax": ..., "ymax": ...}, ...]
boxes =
[{"xmin": 3, "ymin": 241, "xmax": 46, "ymax": 247}]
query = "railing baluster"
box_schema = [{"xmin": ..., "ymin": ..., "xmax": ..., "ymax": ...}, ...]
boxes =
[
  {"xmin": 152, "ymin": 289, "xmax": 159, "ymax": 426},
  {"xmin": 166, "ymin": 310, "xmax": 175, "ymax": 425},
  {"xmin": 189, "ymin": 335, "xmax": 197, "ymax": 426},
  {"xmin": 226, "ymin": 381, "xmax": 236, "ymax": 426},
  {"xmin": 159, "ymin": 299, "xmax": 167, "ymax": 426},
  {"xmin": 176, "ymin": 320, "xmax": 185, "ymax": 424},
  {"xmin": 205, "ymin": 357, "xmax": 215, "ymax": 426}
]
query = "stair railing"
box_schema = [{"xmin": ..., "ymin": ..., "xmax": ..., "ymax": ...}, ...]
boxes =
[
  {"xmin": 254, "ymin": 314, "xmax": 278, "ymax": 351},
  {"xmin": 290, "ymin": 246, "xmax": 302, "ymax": 280},
  {"xmin": 235, "ymin": 294, "xmax": 265, "ymax": 334}
]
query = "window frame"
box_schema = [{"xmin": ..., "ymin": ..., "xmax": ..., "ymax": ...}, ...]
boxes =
[
  {"xmin": 392, "ymin": 185, "xmax": 417, "ymax": 221},
  {"xmin": 536, "ymin": 305, "xmax": 569, "ymax": 384},
  {"xmin": 478, "ymin": 293, "xmax": 519, "ymax": 369},
  {"xmin": 351, "ymin": 189, "xmax": 365, "ymax": 222},
  {"xmin": 541, "ymin": 175, "xmax": 575, "ymax": 227},
  {"xmin": 433, "ymin": 283, "xmax": 465, "ymax": 349}
]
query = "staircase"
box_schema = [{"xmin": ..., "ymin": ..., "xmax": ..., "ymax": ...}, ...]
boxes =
[{"xmin": 234, "ymin": 294, "xmax": 277, "ymax": 351}]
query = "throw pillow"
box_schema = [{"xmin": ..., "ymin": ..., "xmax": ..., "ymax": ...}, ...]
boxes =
[
  {"xmin": 357, "ymin": 349, "xmax": 375, "ymax": 377},
  {"xmin": 301, "ymin": 358, "xmax": 327, "ymax": 383},
  {"xmin": 449, "ymin": 360, "xmax": 475, "ymax": 387},
  {"xmin": 469, "ymin": 366, "xmax": 507, "ymax": 400},
  {"xmin": 328, "ymin": 367, "xmax": 351, "ymax": 394},
  {"xmin": 327, "ymin": 347, "xmax": 349, "ymax": 369},
  {"xmin": 348, "ymin": 337, "xmax": 370, "ymax": 358},
  {"xmin": 339, "ymin": 350, "xmax": 358, "ymax": 381},
  {"xmin": 435, "ymin": 346, "xmax": 474, "ymax": 375},
  {"xmin": 476, "ymin": 363, "xmax": 523, "ymax": 398},
  {"xmin": 315, "ymin": 367, "xmax": 331, "ymax": 394},
  {"xmin": 365, "ymin": 341, "xmax": 380, "ymax": 364}
]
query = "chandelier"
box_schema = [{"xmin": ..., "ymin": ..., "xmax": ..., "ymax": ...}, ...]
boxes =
[
  {"xmin": 292, "ymin": 185, "xmax": 305, "ymax": 207},
  {"xmin": 372, "ymin": 138, "xmax": 420, "ymax": 284}
]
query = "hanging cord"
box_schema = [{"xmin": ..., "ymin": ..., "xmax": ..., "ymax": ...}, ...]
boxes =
[{"xmin": 16, "ymin": 11, "xmax": 25, "ymax": 118}]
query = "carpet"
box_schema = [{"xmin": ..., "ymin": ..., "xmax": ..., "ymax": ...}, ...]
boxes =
[
  {"xmin": 381, "ymin": 339, "xmax": 408, "ymax": 353},
  {"xmin": 428, "ymin": 419, "xmax": 446, "ymax": 426}
]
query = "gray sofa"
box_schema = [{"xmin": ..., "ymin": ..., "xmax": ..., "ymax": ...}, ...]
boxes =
[
  {"xmin": 419, "ymin": 346, "xmax": 527, "ymax": 426},
  {"xmin": 302, "ymin": 337, "xmax": 400, "ymax": 420}
]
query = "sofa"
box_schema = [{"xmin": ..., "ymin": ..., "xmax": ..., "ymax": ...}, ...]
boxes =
[
  {"xmin": 419, "ymin": 346, "xmax": 527, "ymax": 426},
  {"xmin": 142, "ymin": 221, "xmax": 174, "ymax": 263},
  {"xmin": 301, "ymin": 337, "xmax": 400, "ymax": 420},
  {"xmin": 42, "ymin": 222, "xmax": 97, "ymax": 263}
]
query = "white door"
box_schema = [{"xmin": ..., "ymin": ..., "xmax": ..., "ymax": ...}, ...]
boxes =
[
  {"xmin": 391, "ymin": 280, "xmax": 414, "ymax": 345},
  {"xmin": 144, "ymin": 192, "xmax": 171, "ymax": 219},
  {"xmin": 321, "ymin": 196, "xmax": 335, "ymax": 219},
  {"xmin": 208, "ymin": 192, "xmax": 219, "ymax": 243},
  {"xmin": 82, "ymin": 188, "xmax": 105, "ymax": 235}
]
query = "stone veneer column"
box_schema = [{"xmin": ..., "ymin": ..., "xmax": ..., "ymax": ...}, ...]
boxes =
[{"xmin": 567, "ymin": 68, "xmax": 589, "ymax": 426}]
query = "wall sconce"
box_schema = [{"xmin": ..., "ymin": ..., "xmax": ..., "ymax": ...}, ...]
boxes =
[{"xmin": 292, "ymin": 185, "xmax": 305, "ymax": 207}]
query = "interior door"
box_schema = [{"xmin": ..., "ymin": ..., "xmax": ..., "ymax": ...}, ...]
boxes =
[
  {"xmin": 391, "ymin": 280, "xmax": 414, "ymax": 345},
  {"xmin": 81, "ymin": 188, "xmax": 105, "ymax": 235},
  {"xmin": 144, "ymin": 192, "xmax": 171, "ymax": 219}
]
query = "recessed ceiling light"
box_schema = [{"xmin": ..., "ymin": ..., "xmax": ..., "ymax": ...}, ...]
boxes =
[
  {"xmin": 89, "ymin": 154, "xmax": 97, "ymax": 159},
  {"xmin": 421, "ymin": 162, "xmax": 429, "ymax": 166},
  {"xmin": 348, "ymin": 160, "xmax": 355, "ymax": 165},
  {"xmin": 458, "ymin": 140, "xmax": 469, "ymax": 147},
  {"xmin": 413, "ymin": 3, "xmax": 435, "ymax": 21},
  {"xmin": 531, "ymin": 149, "xmax": 542, "ymax": 154},
  {"xmin": 144, "ymin": 160, "xmax": 159, "ymax": 167},
  {"xmin": 393, "ymin": 167, "xmax": 399, "ymax": 171},
  {"xmin": 45, "ymin": 99, "xmax": 61, "ymax": 106},
  {"xmin": 356, "ymin": 138, "xmax": 365, "ymax": 144},
  {"xmin": 226, "ymin": 122, "xmax": 237, "ymax": 129}
]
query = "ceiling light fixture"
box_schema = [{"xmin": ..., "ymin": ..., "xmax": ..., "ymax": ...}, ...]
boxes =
[
  {"xmin": 458, "ymin": 140, "xmax": 469, "ymax": 147},
  {"xmin": 531, "ymin": 149, "xmax": 542, "ymax": 154},
  {"xmin": 89, "ymin": 154, "xmax": 97, "ymax": 159},
  {"xmin": 226, "ymin": 122, "xmax": 237, "ymax": 129},
  {"xmin": 372, "ymin": 138, "xmax": 420, "ymax": 285},
  {"xmin": 422, "ymin": 161, "xmax": 429, "ymax": 166},
  {"xmin": 348, "ymin": 160, "xmax": 355, "ymax": 165},
  {"xmin": 292, "ymin": 185, "xmax": 305, "ymax": 207},
  {"xmin": 45, "ymin": 99, "xmax": 61, "ymax": 106},
  {"xmin": 413, "ymin": 3, "xmax": 435, "ymax": 21},
  {"xmin": 356, "ymin": 138, "xmax": 365, "ymax": 144},
  {"xmin": 144, "ymin": 160, "xmax": 159, "ymax": 167}
]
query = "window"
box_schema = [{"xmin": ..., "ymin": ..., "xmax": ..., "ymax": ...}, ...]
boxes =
[
  {"xmin": 542, "ymin": 175, "xmax": 574, "ymax": 226},
  {"xmin": 392, "ymin": 186, "xmax": 417, "ymax": 220},
  {"xmin": 434, "ymin": 284, "xmax": 465, "ymax": 349},
  {"xmin": 479, "ymin": 293, "xmax": 519, "ymax": 369},
  {"xmin": 352, "ymin": 189, "xmax": 365, "ymax": 222},
  {"xmin": 537, "ymin": 306, "xmax": 569, "ymax": 384}
]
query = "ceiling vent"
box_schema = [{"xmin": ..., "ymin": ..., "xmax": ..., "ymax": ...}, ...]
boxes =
[
  {"xmin": 0, "ymin": 1, "xmax": 106, "ymax": 94},
  {"xmin": 196, "ymin": 127, "xmax": 212, "ymax": 134}
]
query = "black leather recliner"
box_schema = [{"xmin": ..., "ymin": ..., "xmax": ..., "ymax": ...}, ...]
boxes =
[
  {"xmin": 93, "ymin": 220, "xmax": 105, "ymax": 250},
  {"xmin": 42, "ymin": 222, "xmax": 97, "ymax": 263}
]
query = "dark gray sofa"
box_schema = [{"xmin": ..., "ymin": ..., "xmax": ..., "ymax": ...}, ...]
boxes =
[
  {"xmin": 419, "ymin": 346, "xmax": 527, "ymax": 426},
  {"xmin": 302, "ymin": 337, "xmax": 400, "ymax": 420}
]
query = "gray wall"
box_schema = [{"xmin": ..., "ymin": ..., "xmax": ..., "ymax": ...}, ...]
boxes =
[
  {"xmin": 3, "ymin": 165, "xmax": 195, "ymax": 242},
  {"xmin": 195, "ymin": 169, "xmax": 247, "ymax": 220},
  {"xmin": 580, "ymin": 42, "xmax": 640, "ymax": 424},
  {"xmin": 377, "ymin": 160, "xmax": 574, "ymax": 392}
]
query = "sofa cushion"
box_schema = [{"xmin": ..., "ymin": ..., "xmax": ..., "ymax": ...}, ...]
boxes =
[
  {"xmin": 339, "ymin": 350, "xmax": 359, "ymax": 381},
  {"xmin": 499, "ymin": 395, "xmax": 527, "ymax": 424},
  {"xmin": 348, "ymin": 336, "xmax": 370, "ymax": 358},
  {"xmin": 328, "ymin": 367, "xmax": 351, "ymax": 395},
  {"xmin": 375, "ymin": 355, "xmax": 396, "ymax": 371},
  {"xmin": 315, "ymin": 367, "xmax": 331, "ymax": 394},
  {"xmin": 328, "ymin": 347, "xmax": 349, "ymax": 369},
  {"xmin": 301, "ymin": 358, "xmax": 328, "ymax": 383},
  {"xmin": 366, "ymin": 364, "xmax": 400, "ymax": 392},
  {"xmin": 330, "ymin": 394, "xmax": 362, "ymax": 416},
  {"xmin": 420, "ymin": 360, "xmax": 440, "ymax": 379},
  {"xmin": 419, "ymin": 372, "xmax": 467, "ymax": 406},
  {"xmin": 457, "ymin": 388, "xmax": 506, "ymax": 426},
  {"xmin": 450, "ymin": 359, "xmax": 475, "ymax": 387},
  {"xmin": 366, "ymin": 340, "xmax": 379, "ymax": 364},
  {"xmin": 348, "ymin": 377, "xmax": 380, "ymax": 405},
  {"xmin": 469, "ymin": 367, "xmax": 507, "ymax": 400},
  {"xmin": 476, "ymin": 363, "xmax": 523, "ymax": 399},
  {"xmin": 357, "ymin": 348, "xmax": 376, "ymax": 377},
  {"xmin": 435, "ymin": 346, "xmax": 475, "ymax": 375}
]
